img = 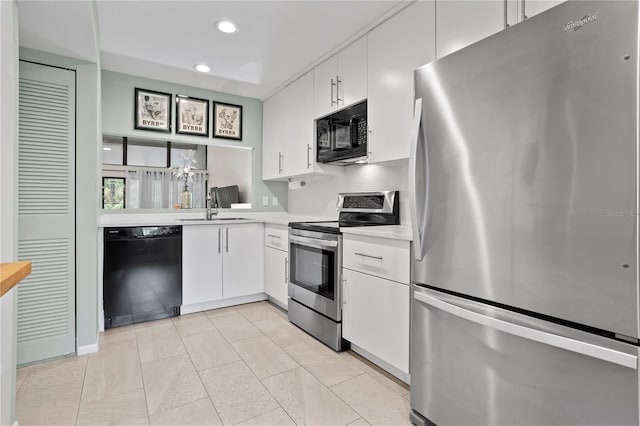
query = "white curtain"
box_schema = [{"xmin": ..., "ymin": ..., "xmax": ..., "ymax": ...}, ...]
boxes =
[{"xmin": 126, "ymin": 168, "xmax": 208, "ymax": 209}]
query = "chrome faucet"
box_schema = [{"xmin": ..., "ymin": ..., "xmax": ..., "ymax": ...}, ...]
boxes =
[{"xmin": 206, "ymin": 196, "xmax": 218, "ymax": 220}]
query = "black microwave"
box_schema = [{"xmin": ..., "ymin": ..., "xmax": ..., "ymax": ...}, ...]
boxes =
[{"xmin": 316, "ymin": 100, "xmax": 367, "ymax": 164}]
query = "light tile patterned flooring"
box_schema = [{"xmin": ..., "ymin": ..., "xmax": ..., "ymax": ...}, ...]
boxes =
[{"xmin": 16, "ymin": 301, "xmax": 410, "ymax": 425}]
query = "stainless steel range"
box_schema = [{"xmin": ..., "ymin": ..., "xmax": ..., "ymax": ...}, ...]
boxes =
[{"xmin": 288, "ymin": 190, "xmax": 399, "ymax": 351}]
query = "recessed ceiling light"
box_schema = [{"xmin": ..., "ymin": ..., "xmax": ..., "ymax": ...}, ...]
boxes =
[
  {"xmin": 194, "ymin": 64, "xmax": 211, "ymax": 73},
  {"xmin": 103, "ymin": 147, "xmax": 112, "ymax": 151},
  {"xmin": 216, "ymin": 20, "xmax": 238, "ymax": 34}
]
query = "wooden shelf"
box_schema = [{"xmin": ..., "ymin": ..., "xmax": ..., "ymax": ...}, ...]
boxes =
[{"xmin": 0, "ymin": 261, "xmax": 31, "ymax": 297}]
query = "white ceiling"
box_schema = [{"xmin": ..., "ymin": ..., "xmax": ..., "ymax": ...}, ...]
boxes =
[{"xmin": 17, "ymin": 0, "xmax": 406, "ymax": 99}]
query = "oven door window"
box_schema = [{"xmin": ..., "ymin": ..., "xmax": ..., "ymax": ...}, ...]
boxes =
[{"xmin": 290, "ymin": 243, "xmax": 335, "ymax": 301}]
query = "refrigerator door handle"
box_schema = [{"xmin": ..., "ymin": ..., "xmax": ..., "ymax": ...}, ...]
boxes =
[
  {"xmin": 414, "ymin": 290, "xmax": 638, "ymax": 370},
  {"xmin": 409, "ymin": 97, "xmax": 428, "ymax": 260}
]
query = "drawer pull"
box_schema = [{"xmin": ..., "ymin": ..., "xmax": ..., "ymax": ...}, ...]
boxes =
[
  {"xmin": 354, "ymin": 252, "xmax": 383, "ymax": 260},
  {"xmin": 267, "ymin": 234, "xmax": 281, "ymax": 239}
]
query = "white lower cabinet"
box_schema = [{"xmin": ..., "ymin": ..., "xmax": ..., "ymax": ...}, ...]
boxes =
[
  {"xmin": 342, "ymin": 233, "xmax": 410, "ymax": 380},
  {"xmin": 182, "ymin": 223, "xmax": 262, "ymax": 311},
  {"xmin": 264, "ymin": 246, "xmax": 288, "ymax": 308},
  {"xmin": 342, "ymin": 268, "xmax": 410, "ymax": 376},
  {"xmin": 264, "ymin": 224, "xmax": 289, "ymax": 308},
  {"xmin": 222, "ymin": 223, "xmax": 262, "ymax": 299},
  {"xmin": 182, "ymin": 225, "xmax": 223, "ymax": 305}
]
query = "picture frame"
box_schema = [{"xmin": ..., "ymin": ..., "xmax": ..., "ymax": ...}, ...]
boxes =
[
  {"xmin": 175, "ymin": 95, "xmax": 209, "ymax": 137},
  {"xmin": 134, "ymin": 88, "xmax": 172, "ymax": 133},
  {"xmin": 213, "ymin": 101, "xmax": 243, "ymax": 140}
]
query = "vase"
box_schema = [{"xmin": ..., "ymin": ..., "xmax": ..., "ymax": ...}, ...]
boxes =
[{"xmin": 180, "ymin": 185, "xmax": 192, "ymax": 209}]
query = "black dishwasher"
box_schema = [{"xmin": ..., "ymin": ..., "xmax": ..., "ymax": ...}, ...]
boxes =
[{"xmin": 104, "ymin": 226, "xmax": 182, "ymax": 328}]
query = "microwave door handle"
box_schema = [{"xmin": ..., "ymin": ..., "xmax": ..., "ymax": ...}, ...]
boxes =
[{"xmin": 409, "ymin": 98, "xmax": 429, "ymax": 261}]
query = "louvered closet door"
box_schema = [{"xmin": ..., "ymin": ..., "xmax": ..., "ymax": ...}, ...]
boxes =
[{"xmin": 17, "ymin": 61, "xmax": 76, "ymax": 364}]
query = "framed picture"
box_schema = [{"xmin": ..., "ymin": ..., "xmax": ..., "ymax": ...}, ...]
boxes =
[
  {"xmin": 213, "ymin": 101, "xmax": 243, "ymax": 140},
  {"xmin": 176, "ymin": 95, "xmax": 209, "ymax": 137},
  {"xmin": 134, "ymin": 88, "xmax": 171, "ymax": 133}
]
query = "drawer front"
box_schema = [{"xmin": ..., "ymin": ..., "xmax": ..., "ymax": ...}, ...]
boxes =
[
  {"xmin": 265, "ymin": 224, "xmax": 288, "ymax": 251},
  {"xmin": 343, "ymin": 234, "xmax": 410, "ymax": 284}
]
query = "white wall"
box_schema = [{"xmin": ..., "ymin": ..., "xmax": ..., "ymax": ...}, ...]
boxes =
[
  {"xmin": 101, "ymin": 70, "xmax": 288, "ymax": 212},
  {"xmin": 287, "ymin": 159, "xmax": 410, "ymax": 224},
  {"xmin": 0, "ymin": 1, "xmax": 19, "ymax": 424},
  {"xmin": 207, "ymin": 146, "xmax": 252, "ymax": 203}
]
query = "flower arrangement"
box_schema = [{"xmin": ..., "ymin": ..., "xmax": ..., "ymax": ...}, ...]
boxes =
[
  {"xmin": 170, "ymin": 150, "xmax": 197, "ymax": 208},
  {"xmin": 170, "ymin": 150, "xmax": 197, "ymax": 192}
]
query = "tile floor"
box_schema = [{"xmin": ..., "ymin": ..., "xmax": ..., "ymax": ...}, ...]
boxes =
[{"xmin": 16, "ymin": 301, "xmax": 410, "ymax": 425}]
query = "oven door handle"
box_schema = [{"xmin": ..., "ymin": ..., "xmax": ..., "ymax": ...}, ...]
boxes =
[{"xmin": 289, "ymin": 235, "xmax": 338, "ymax": 250}]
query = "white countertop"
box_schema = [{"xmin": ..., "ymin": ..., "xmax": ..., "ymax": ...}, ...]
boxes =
[
  {"xmin": 340, "ymin": 225, "xmax": 413, "ymax": 241},
  {"xmin": 99, "ymin": 212, "xmax": 413, "ymax": 241},
  {"xmin": 98, "ymin": 212, "xmax": 336, "ymax": 228}
]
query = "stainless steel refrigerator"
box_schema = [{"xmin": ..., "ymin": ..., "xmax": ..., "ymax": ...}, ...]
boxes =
[{"xmin": 409, "ymin": 1, "xmax": 640, "ymax": 425}]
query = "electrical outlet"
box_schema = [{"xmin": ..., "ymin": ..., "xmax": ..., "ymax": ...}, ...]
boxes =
[
  {"xmin": 262, "ymin": 196, "xmax": 269, "ymax": 207},
  {"xmin": 272, "ymin": 197, "xmax": 279, "ymax": 206}
]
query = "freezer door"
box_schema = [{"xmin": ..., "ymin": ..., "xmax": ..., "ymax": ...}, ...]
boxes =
[
  {"xmin": 410, "ymin": 286, "xmax": 639, "ymax": 426},
  {"xmin": 412, "ymin": 0, "xmax": 639, "ymax": 337}
]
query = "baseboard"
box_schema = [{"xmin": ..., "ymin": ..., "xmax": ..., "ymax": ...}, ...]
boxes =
[
  {"xmin": 351, "ymin": 343, "xmax": 410, "ymax": 384},
  {"xmin": 77, "ymin": 344, "xmax": 99, "ymax": 356},
  {"xmin": 267, "ymin": 296, "xmax": 288, "ymax": 311},
  {"xmin": 181, "ymin": 293, "xmax": 268, "ymax": 315}
]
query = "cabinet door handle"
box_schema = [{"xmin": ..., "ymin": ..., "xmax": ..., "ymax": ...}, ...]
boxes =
[
  {"xmin": 342, "ymin": 277, "xmax": 347, "ymax": 305},
  {"xmin": 367, "ymin": 128, "xmax": 373, "ymax": 162},
  {"xmin": 284, "ymin": 257, "xmax": 289, "ymax": 283},
  {"xmin": 267, "ymin": 234, "xmax": 281, "ymax": 239},
  {"xmin": 354, "ymin": 252, "xmax": 383, "ymax": 260},
  {"xmin": 330, "ymin": 78, "xmax": 337, "ymax": 106},
  {"xmin": 504, "ymin": 0, "xmax": 509, "ymax": 28},
  {"xmin": 218, "ymin": 227, "xmax": 221, "ymax": 253},
  {"xmin": 225, "ymin": 228, "xmax": 229, "ymax": 253},
  {"xmin": 278, "ymin": 152, "xmax": 283, "ymax": 174},
  {"xmin": 307, "ymin": 144, "xmax": 312, "ymax": 169},
  {"xmin": 335, "ymin": 76, "xmax": 343, "ymax": 105}
]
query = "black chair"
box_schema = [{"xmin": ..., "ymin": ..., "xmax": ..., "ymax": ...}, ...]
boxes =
[{"xmin": 211, "ymin": 185, "xmax": 239, "ymax": 208}]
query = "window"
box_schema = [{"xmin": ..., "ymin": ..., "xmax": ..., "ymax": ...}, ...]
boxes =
[{"xmin": 102, "ymin": 177, "xmax": 126, "ymax": 209}]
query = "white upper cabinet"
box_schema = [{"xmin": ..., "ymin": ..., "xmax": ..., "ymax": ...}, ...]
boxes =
[
  {"xmin": 314, "ymin": 37, "xmax": 367, "ymax": 118},
  {"xmin": 435, "ymin": 0, "xmax": 563, "ymax": 59},
  {"xmin": 262, "ymin": 71, "xmax": 341, "ymax": 181},
  {"xmin": 436, "ymin": 0, "xmax": 517, "ymax": 58},
  {"xmin": 337, "ymin": 37, "xmax": 368, "ymax": 109},
  {"xmin": 282, "ymin": 72, "xmax": 314, "ymax": 178},
  {"xmin": 367, "ymin": 1, "xmax": 435, "ymax": 163},
  {"xmin": 313, "ymin": 55, "xmax": 338, "ymax": 119},
  {"xmin": 522, "ymin": 0, "xmax": 566, "ymax": 20},
  {"xmin": 262, "ymin": 94, "xmax": 281, "ymax": 181},
  {"xmin": 262, "ymin": 71, "xmax": 313, "ymax": 180}
]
